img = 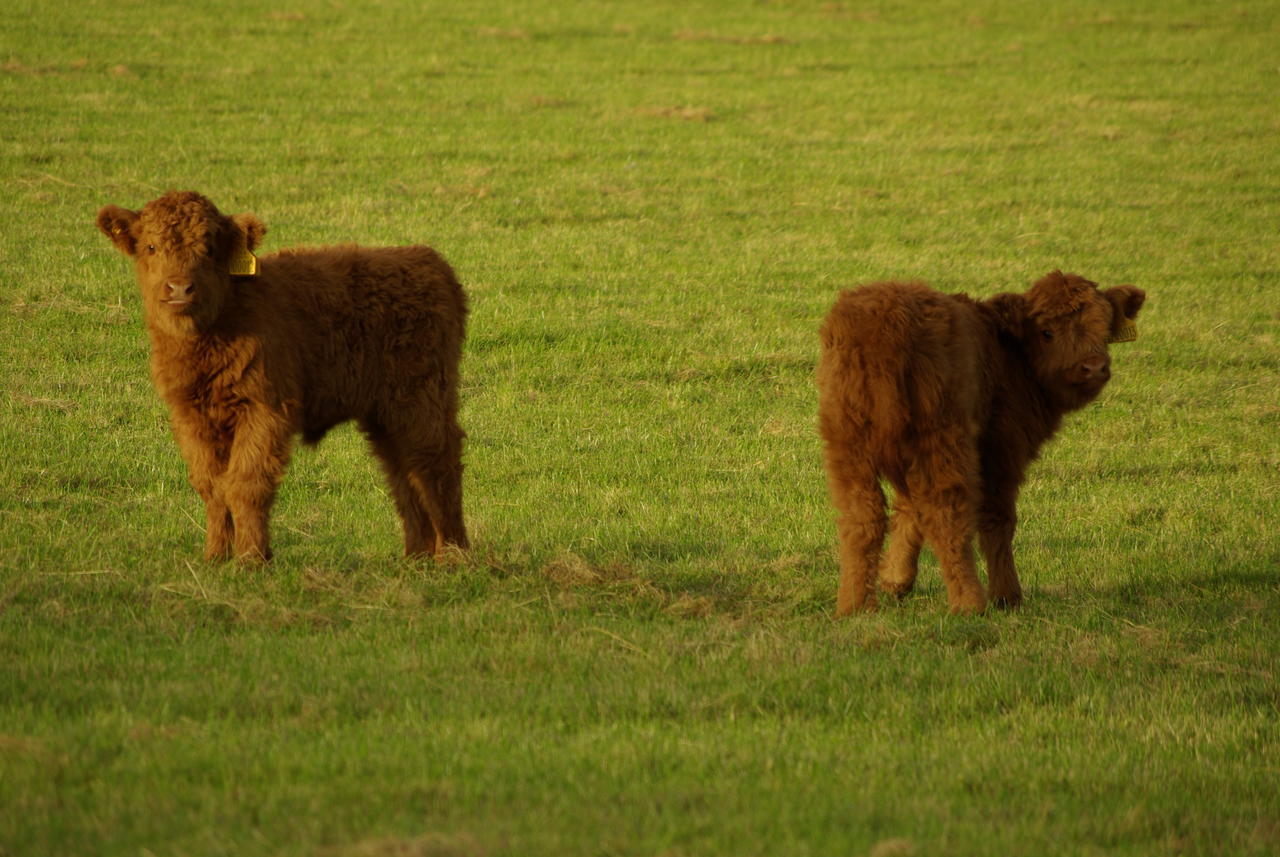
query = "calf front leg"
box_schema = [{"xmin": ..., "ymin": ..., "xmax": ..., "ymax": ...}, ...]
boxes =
[
  {"xmin": 221, "ymin": 409, "xmax": 293, "ymax": 563},
  {"xmin": 172, "ymin": 420, "xmax": 234, "ymax": 561},
  {"xmin": 202, "ymin": 492, "xmax": 234, "ymax": 561},
  {"xmin": 978, "ymin": 493, "xmax": 1022, "ymax": 608}
]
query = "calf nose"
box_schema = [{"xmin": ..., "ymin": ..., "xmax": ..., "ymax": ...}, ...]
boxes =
[
  {"xmin": 167, "ymin": 281, "xmax": 193, "ymax": 301},
  {"xmin": 1080, "ymin": 355, "xmax": 1110, "ymax": 380}
]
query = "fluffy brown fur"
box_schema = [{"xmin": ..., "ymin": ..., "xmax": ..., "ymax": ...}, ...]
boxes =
[
  {"xmin": 97, "ymin": 191, "xmax": 469, "ymax": 562},
  {"xmin": 817, "ymin": 271, "xmax": 1145, "ymax": 614}
]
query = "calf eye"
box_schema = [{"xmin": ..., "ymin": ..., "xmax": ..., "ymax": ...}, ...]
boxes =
[
  {"xmin": 1040, "ymin": 329, "xmax": 1054, "ymax": 342},
  {"xmin": 146, "ymin": 244, "xmax": 156, "ymax": 253}
]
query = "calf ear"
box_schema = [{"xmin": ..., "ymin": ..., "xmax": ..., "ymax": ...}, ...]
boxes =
[
  {"xmin": 1104, "ymin": 285, "xmax": 1145, "ymax": 320},
  {"xmin": 986, "ymin": 293, "xmax": 1028, "ymax": 338},
  {"xmin": 96, "ymin": 205, "xmax": 139, "ymax": 256},
  {"xmin": 231, "ymin": 213, "xmax": 267, "ymax": 251},
  {"xmin": 1104, "ymin": 285, "xmax": 1145, "ymax": 342},
  {"xmin": 1033, "ymin": 269, "xmax": 1067, "ymax": 290}
]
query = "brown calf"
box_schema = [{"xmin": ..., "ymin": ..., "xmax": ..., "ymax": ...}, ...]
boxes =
[
  {"xmin": 97, "ymin": 191, "xmax": 469, "ymax": 562},
  {"xmin": 817, "ymin": 271, "xmax": 1145, "ymax": 614}
]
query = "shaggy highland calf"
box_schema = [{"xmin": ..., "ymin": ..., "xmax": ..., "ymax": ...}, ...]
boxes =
[
  {"xmin": 817, "ymin": 271, "xmax": 1145, "ymax": 614},
  {"xmin": 97, "ymin": 191, "xmax": 469, "ymax": 562}
]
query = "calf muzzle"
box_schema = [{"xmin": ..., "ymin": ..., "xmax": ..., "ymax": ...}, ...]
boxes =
[
  {"xmin": 1073, "ymin": 354, "xmax": 1111, "ymax": 385},
  {"xmin": 166, "ymin": 281, "xmax": 194, "ymax": 305}
]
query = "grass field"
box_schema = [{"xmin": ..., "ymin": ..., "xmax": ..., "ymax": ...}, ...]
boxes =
[{"xmin": 2, "ymin": 0, "xmax": 1278, "ymax": 854}]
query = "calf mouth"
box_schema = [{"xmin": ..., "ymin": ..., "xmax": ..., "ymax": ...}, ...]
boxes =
[{"xmin": 1071, "ymin": 374, "xmax": 1110, "ymax": 396}]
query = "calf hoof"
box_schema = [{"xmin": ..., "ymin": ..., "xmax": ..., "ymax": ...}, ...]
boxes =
[
  {"xmin": 881, "ymin": 579, "xmax": 916, "ymax": 601},
  {"xmin": 409, "ymin": 543, "xmax": 468, "ymax": 564},
  {"xmin": 990, "ymin": 590, "xmax": 1023, "ymax": 609},
  {"xmin": 948, "ymin": 590, "xmax": 988, "ymax": 615},
  {"xmin": 836, "ymin": 594, "xmax": 879, "ymax": 617},
  {"xmin": 203, "ymin": 545, "xmax": 233, "ymax": 563},
  {"xmin": 235, "ymin": 547, "xmax": 273, "ymax": 565},
  {"xmin": 436, "ymin": 543, "xmax": 470, "ymax": 564}
]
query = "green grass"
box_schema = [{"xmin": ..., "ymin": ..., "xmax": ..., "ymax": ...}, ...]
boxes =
[{"xmin": 2, "ymin": 0, "xmax": 1279, "ymax": 854}]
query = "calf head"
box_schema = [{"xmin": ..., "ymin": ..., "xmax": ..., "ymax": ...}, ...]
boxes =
[
  {"xmin": 97, "ymin": 191, "xmax": 266, "ymax": 335},
  {"xmin": 990, "ymin": 270, "xmax": 1145, "ymax": 411}
]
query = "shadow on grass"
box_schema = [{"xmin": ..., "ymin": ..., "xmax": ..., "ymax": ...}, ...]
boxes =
[{"xmin": 15, "ymin": 532, "xmax": 1273, "ymax": 643}]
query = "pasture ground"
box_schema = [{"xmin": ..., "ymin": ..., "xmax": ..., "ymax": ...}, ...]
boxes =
[{"xmin": 2, "ymin": 1, "xmax": 1278, "ymax": 854}]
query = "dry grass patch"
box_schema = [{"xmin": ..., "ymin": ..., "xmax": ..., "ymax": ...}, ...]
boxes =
[
  {"xmin": 673, "ymin": 30, "xmax": 789, "ymax": 45},
  {"xmin": 434, "ymin": 184, "xmax": 492, "ymax": 200},
  {"xmin": 638, "ymin": 105, "xmax": 716, "ymax": 122},
  {"xmin": 10, "ymin": 392, "xmax": 78, "ymax": 413},
  {"xmin": 477, "ymin": 27, "xmax": 529, "ymax": 40},
  {"xmin": 322, "ymin": 832, "xmax": 486, "ymax": 857}
]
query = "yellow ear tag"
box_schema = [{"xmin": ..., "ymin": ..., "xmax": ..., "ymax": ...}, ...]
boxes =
[
  {"xmin": 1107, "ymin": 317, "xmax": 1137, "ymax": 344},
  {"xmin": 228, "ymin": 235, "xmax": 258, "ymax": 277}
]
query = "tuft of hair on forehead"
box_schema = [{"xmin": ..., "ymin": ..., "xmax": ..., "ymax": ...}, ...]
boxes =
[
  {"xmin": 138, "ymin": 190, "xmax": 226, "ymax": 251},
  {"xmin": 1025, "ymin": 270, "xmax": 1100, "ymax": 320}
]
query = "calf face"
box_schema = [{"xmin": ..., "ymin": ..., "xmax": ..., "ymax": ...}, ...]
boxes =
[
  {"xmin": 97, "ymin": 191, "xmax": 266, "ymax": 335},
  {"xmin": 993, "ymin": 271, "xmax": 1145, "ymax": 410}
]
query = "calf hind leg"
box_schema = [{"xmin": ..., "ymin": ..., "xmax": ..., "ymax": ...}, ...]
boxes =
[
  {"xmin": 371, "ymin": 413, "xmax": 468, "ymax": 558},
  {"xmin": 907, "ymin": 444, "xmax": 987, "ymax": 614},
  {"xmin": 405, "ymin": 422, "xmax": 468, "ymax": 554},
  {"xmin": 978, "ymin": 493, "xmax": 1022, "ymax": 608},
  {"xmin": 826, "ymin": 452, "xmax": 888, "ymax": 615},
  {"xmin": 880, "ymin": 497, "xmax": 924, "ymax": 599},
  {"xmin": 362, "ymin": 424, "xmax": 440, "ymax": 557}
]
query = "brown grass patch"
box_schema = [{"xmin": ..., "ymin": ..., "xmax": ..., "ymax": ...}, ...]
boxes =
[
  {"xmin": 542, "ymin": 552, "xmax": 637, "ymax": 588},
  {"xmin": 434, "ymin": 184, "xmax": 491, "ymax": 200},
  {"xmin": 528, "ymin": 94, "xmax": 570, "ymax": 109},
  {"xmin": 0, "ymin": 734, "xmax": 52, "ymax": 758},
  {"xmin": 639, "ymin": 105, "xmax": 715, "ymax": 122},
  {"xmin": 664, "ymin": 593, "xmax": 715, "ymax": 619},
  {"xmin": 3, "ymin": 59, "xmax": 86, "ymax": 76},
  {"xmin": 477, "ymin": 27, "xmax": 529, "ymax": 40},
  {"xmin": 152, "ymin": 572, "xmax": 338, "ymax": 631},
  {"xmin": 321, "ymin": 832, "xmax": 484, "ymax": 857},
  {"xmin": 10, "ymin": 392, "xmax": 78, "ymax": 413},
  {"xmin": 820, "ymin": 4, "xmax": 880, "ymax": 21},
  {"xmin": 673, "ymin": 30, "xmax": 789, "ymax": 45},
  {"xmin": 868, "ymin": 839, "xmax": 916, "ymax": 857}
]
